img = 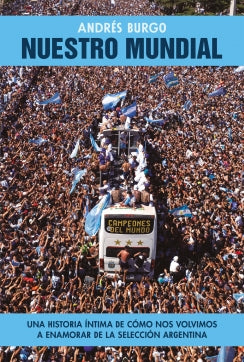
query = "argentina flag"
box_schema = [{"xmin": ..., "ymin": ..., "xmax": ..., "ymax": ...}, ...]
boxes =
[
  {"xmin": 37, "ymin": 92, "xmax": 62, "ymax": 105},
  {"xmin": 85, "ymin": 193, "xmax": 111, "ymax": 236},
  {"xmin": 144, "ymin": 117, "xmax": 166, "ymax": 126},
  {"xmin": 102, "ymin": 90, "xmax": 127, "ymax": 110},
  {"xmin": 149, "ymin": 74, "xmax": 159, "ymax": 84},
  {"xmin": 233, "ymin": 293, "xmax": 244, "ymax": 302},
  {"xmin": 217, "ymin": 347, "xmax": 235, "ymax": 362},
  {"xmin": 70, "ymin": 139, "xmax": 80, "ymax": 158},
  {"xmin": 70, "ymin": 168, "xmax": 87, "ymax": 194},
  {"xmin": 169, "ymin": 205, "xmax": 192, "ymax": 217},
  {"xmin": 121, "ymin": 101, "xmax": 137, "ymax": 118},
  {"xmin": 153, "ymin": 100, "xmax": 164, "ymax": 112},
  {"xmin": 29, "ymin": 137, "xmax": 47, "ymax": 145},
  {"xmin": 228, "ymin": 127, "xmax": 233, "ymax": 142},
  {"xmin": 205, "ymin": 357, "xmax": 217, "ymax": 362},
  {"xmin": 208, "ymin": 87, "xmax": 226, "ymax": 97},
  {"xmin": 163, "ymin": 72, "xmax": 179, "ymax": 88},
  {"xmin": 90, "ymin": 134, "xmax": 101, "ymax": 152},
  {"xmin": 234, "ymin": 65, "xmax": 244, "ymax": 73},
  {"xmin": 148, "ymin": 73, "xmax": 160, "ymax": 84},
  {"xmin": 183, "ymin": 100, "xmax": 192, "ymax": 110}
]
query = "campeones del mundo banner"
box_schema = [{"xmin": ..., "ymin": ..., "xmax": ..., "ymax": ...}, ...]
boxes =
[{"xmin": 0, "ymin": 16, "xmax": 243, "ymax": 65}]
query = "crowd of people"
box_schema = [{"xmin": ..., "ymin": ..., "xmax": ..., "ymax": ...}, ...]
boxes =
[
  {"xmin": 0, "ymin": 64, "xmax": 243, "ymax": 360},
  {"xmin": 2, "ymin": 346, "xmax": 244, "ymax": 362},
  {"xmin": 2, "ymin": 0, "xmax": 161, "ymax": 16}
]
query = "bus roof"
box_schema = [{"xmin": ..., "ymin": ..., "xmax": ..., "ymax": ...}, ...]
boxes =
[
  {"xmin": 102, "ymin": 127, "xmax": 145, "ymax": 134},
  {"xmin": 101, "ymin": 127, "xmax": 144, "ymax": 157},
  {"xmin": 102, "ymin": 205, "xmax": 156, "ymax": 217}
]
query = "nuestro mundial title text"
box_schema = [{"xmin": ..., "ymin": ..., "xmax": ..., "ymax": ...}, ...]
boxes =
[{"xmin": 21, "ymin": 20, "xmax": 222, "ymax": 61}]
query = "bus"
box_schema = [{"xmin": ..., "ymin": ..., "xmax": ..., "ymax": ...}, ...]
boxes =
[{"xmin": 98, "ymin": 204, "xmax": 157, "ymax": 280}]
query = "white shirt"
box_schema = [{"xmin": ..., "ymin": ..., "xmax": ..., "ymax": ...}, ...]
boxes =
[
  {"xmin": 169, "ymin": 259, "xmax": 179, "ymax": 273},
  {"xmin": 124, "ymin": 116, "xmax": 131, "ymax": 129}
]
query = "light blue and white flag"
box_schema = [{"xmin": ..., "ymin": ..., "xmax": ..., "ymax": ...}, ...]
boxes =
[
  {"xmin": 37, "ymin": 92, "xmax": 62, "ymax": 105},
  {"xmin": 90, "ymin": 134, "xmax": 101, "ymax": 152},
  {"xmin": 228, "ymin": 127, "xmax": 233, "ymax": 142},
  {"xmin": 233, "ymin": 293, "xmax": 244, "ymax": 302},
  {"xmin": 205, "ymin": 357, "xmax": 217, "ymax": 362},
  {"xmin": 70, "ymin": 139, "xmax": 80, "ymax": 158},
  {"xmin": 234, "ymin": 65, "xmax": 244, "ymax": 73},
  {"xmin": 219, "ymin": 187, "xmax": 233, "ymax": 194},
  {"xmin": 121, "ymin": 101, "xmax": 137, "ymax": 118},
  {"xmin": 149, "ymin": 71, "xmax": 163, "ymax": 84},
  {"xmin": 183, "ymin": 100, "xmax": 192, "ymax": 110},
  {"xmin": 70, "ymin": 168, "xmax": 87, "ymax": 194},
  {"xmin": 29, "ymin": 137, "xmax": 47, "ymax": 145},
  {"xmin": 163, "ymin": 72, "xmax": 179, "ymax": 88},
  {"xmin": 144, "ymin": 117, "xmax": 167, "ymax": 126},
  {"xmin": 64, "ymin": 167, "xmax": 80, "ymax": 177},
  {"xmin": 102, "ymin": 90, "xmax": 127, "ymax": 110},
  {"xmin": 149, "ymin": 74, "xmax": 159, "ymax": 84},
  {"xmin": 208, "ymin": 87, "xmax": 226, "ymax": 97},
  {"xmin": 152, "ymin": 100, "xmax": 164, "ymax": 112},
  {"xmin": 217, "ymin": 347, "xmax": 235, "ymax": 362},
  {"xmin": 71, "ymin": 166, "xmax": 80, "ymax": 175},
  {"xmin": 84, "ymin": 196, "xmax": 90, "ymax": 220},
  {"xmin": 84, "ymin": 154, "xmax": 92, "ymax": 159},
  {"xmin": 85, "ymin": 192, "xmax": 111, "ymax": 236},
  {"xmin": 169, "ymin": 205, "xmax": 192, "ymax": 217}
]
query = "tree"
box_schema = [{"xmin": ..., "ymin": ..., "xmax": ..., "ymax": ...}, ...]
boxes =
[
  {"xmin": 202, "ymin": 0, "xmax": 230, "ymax": 13},
  {"xmin": 156, "ymin": 0, "xmax": 233, "ymax": 14}
]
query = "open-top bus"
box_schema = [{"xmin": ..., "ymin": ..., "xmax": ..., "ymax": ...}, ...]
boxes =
[{"xmin": 98, "ymin": 204, "xmax": 157, "ymax": 280}]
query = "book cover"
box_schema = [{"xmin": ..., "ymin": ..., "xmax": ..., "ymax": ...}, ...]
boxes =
[{"xmin": 0, "ymin": 1, "xmax": 243, "ymax": 361}]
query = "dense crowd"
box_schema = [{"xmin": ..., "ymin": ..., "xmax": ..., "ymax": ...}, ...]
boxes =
[
  {"xmin": 2, "ymin": 0, "xmax": 161, "ymax": 15},
  {"xmin": 2, "ymin": 346, "xmax": 244, "ymax": 362},
  {"xmin": 0, "ymin": 64, "xmax": 243, "ymax": 360}
]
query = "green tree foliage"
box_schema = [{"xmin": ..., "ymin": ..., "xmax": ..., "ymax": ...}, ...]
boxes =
[{"xmin": 155, "ymin": 0, "xmax": 243, "ymax": 14}]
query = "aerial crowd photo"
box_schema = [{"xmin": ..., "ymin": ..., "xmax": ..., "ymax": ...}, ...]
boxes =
[{"xmin": 0, "ymin": 0, "xmax": 244, "ymax": 361}]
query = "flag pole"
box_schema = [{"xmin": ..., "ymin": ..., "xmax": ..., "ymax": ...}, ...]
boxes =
[{"xmin": 229, "ymin": 0, "xmax": 236, "ymax": 15}]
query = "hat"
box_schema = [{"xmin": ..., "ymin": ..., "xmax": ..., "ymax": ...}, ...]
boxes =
[{"xmin": 158, "ymin": 276, "xmax": 164, "ymax": 284}]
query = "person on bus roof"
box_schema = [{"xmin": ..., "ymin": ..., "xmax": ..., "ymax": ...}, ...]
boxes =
[
  {"xmin": 121, "ymin": 158, "xmax": 131, "ymax": 185},
  {"xmin": 133, "ymin": 251, "xmax": 148, "ymax": 270},
  {"xmin": 111, "ymin": 184, "xmax": 122, "ymax": 204},
  {"xmin": 120, "ymin": 190, "xmax": 136, "ymax": 208},
  {"xmin": 124, "ymin": 116, "xmax": 131, "ymax": 129},
  {"xmin": 117, "ymin": 246, "xmax": 131, "ymax": 282},
  {"xmin": 120, "ymin": 131, "xmax": 128, "ymax": 151}
]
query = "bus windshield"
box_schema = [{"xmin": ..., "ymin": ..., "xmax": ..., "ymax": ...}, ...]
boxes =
[{"xmin": 106, "ymin": 247, "xmax": 150, "ymax": 258}]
